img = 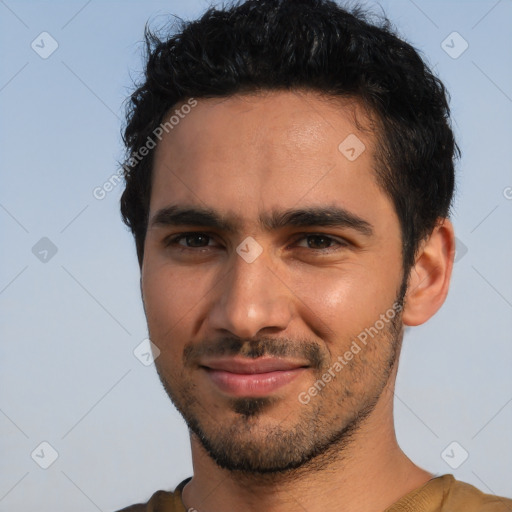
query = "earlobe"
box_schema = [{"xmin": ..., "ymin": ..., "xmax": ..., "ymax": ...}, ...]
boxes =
[{"xmin": 402, "ymin": 219, "xmax": 455, "ymax": 327}]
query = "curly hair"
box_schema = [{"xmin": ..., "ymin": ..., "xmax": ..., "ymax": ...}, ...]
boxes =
[{"xmin": 120, "ymin": 0, "xmax": 458, "ymax": 271}]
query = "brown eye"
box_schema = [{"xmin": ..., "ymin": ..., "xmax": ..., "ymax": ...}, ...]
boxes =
[
  {"xmin": 294, "ymin": 234, "xmax": 347, "ymax": 251},
  {"xmin": 182, "ymin": 233, "xmax": 211, "ymax": 247},
  {"xmin": 305, "ymin": 235, "xmax": 333, "ymax": 249},
  {"xmin": 164, "ymin": 233, "xmax": 216, "ymax": 248}
]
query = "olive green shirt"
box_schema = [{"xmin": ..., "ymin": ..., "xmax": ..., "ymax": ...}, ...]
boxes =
[{"xmin": 117, "ymin": 474, "xmax": 512, "ymax": 511}]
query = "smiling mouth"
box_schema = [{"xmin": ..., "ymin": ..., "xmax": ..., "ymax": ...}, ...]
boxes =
[{"xmin": 200, "ymin": 356, "xmax": 309, "ymax": 397}]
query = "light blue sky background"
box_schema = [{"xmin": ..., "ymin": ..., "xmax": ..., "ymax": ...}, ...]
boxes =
[{"xmin": 1, "ymin": 1, "xmax": 511, "ymax": 511}]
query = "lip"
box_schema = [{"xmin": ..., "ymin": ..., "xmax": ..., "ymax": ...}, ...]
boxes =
[
  {"xmin": 201, "ymin": 356, "xmax": 308, "ymax": 374},
  {"xmin": 200, "ymin": 357, "xmax": 309, "ymax": 397}
]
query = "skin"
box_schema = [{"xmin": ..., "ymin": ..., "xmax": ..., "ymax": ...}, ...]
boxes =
[{"xmin": 141, "ymin": 90, "xmax": 455, "ymax": 512}]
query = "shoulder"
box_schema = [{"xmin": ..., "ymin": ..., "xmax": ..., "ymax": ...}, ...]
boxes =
[
  {"xmin": 443, "ymin": 475, "xmax": 512, "ymax": 511},
  {"xmin": 114, "ymin": 478, "xmax": 191, "ymax": 512},
  {"xmin": 115, "ymin": 505, "xmax": 147, "ymax": 512},
  {"xmin": 114, "ymin": 490, "xmax": 179, "ymax": 511}
]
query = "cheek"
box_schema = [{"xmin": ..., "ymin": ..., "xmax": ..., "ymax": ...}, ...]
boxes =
[
  {"xmin": 288, "ymin": 264, "xmax": 401, "ymax": 340},
  {"xmin": 141, "ymin": 262, "xmax": 207, "ymax": 351}
]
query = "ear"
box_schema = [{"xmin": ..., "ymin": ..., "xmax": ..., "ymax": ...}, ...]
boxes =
[
  {"xmin": 140, "ymin": 275, "xmax": 147, "ymax": 315},
  {"xmin": 402, "ymin": 218, "xmax": 456, "ymax": 326}
]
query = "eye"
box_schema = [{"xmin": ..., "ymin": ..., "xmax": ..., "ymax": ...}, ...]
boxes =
[
  {"xmin": 164, "ymin": 232, "xmax": 218, "ymax": 249},
  {"xmin": 163, "ymin": 232, "xmax": 348, "ymax": 253},
  {"xmin": 293, "ymin": 233, "xmax": 348, "ymax": 251}
]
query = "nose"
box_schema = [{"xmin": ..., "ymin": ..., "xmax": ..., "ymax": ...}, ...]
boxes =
[{"xmin": 207, "ymin": 246, "xmax": 294, "ymax": 339}]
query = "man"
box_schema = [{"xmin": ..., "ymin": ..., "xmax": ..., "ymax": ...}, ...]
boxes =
[{"xmin": 116, "ymin": 0, "xmax": 512, "ymax": 511}]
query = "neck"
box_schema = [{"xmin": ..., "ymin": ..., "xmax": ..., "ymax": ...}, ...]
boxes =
[{"xmin": 181, "ymin": 369, "xmax": 432, "ymax": 512}]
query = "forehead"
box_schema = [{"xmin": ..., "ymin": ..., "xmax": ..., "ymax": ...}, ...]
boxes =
[{"xmin": 150, "ymin": 90, "xmax": 392, "ymax": 229}]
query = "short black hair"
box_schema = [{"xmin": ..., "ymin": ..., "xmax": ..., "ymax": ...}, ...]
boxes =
[{"xmin": 120, "ymin": 0, "xmax": 458, "ymax": 272}]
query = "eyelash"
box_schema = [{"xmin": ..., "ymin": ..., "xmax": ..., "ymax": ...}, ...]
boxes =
[{"xmin": 163, "ymin": 232, "xmax": 349, "ymax": 253}]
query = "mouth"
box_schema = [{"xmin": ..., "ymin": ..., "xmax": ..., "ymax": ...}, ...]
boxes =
[{"xmin": 200, "ymin": 357, "xmax": 309, "ymax": 397}]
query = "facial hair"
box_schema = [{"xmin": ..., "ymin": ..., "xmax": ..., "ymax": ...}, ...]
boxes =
[{"xmin": 153, "ymin": 290, "xmax": 405, "ymax": 478}]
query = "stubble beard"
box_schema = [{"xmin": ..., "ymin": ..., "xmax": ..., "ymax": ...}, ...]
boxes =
[{"xmin": 153, "ymin": 300, "xmax": 404, "ymax": 479}]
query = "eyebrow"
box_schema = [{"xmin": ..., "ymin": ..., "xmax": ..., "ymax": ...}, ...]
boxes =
[{"xmin": 148, "ymin": 205, "xmax": 374, "ymax": 237}]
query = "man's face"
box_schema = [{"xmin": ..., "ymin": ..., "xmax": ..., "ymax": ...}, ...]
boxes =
[{"xmin": 142, "ymin": 91, "xmax": 405, "ymax": 474}]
